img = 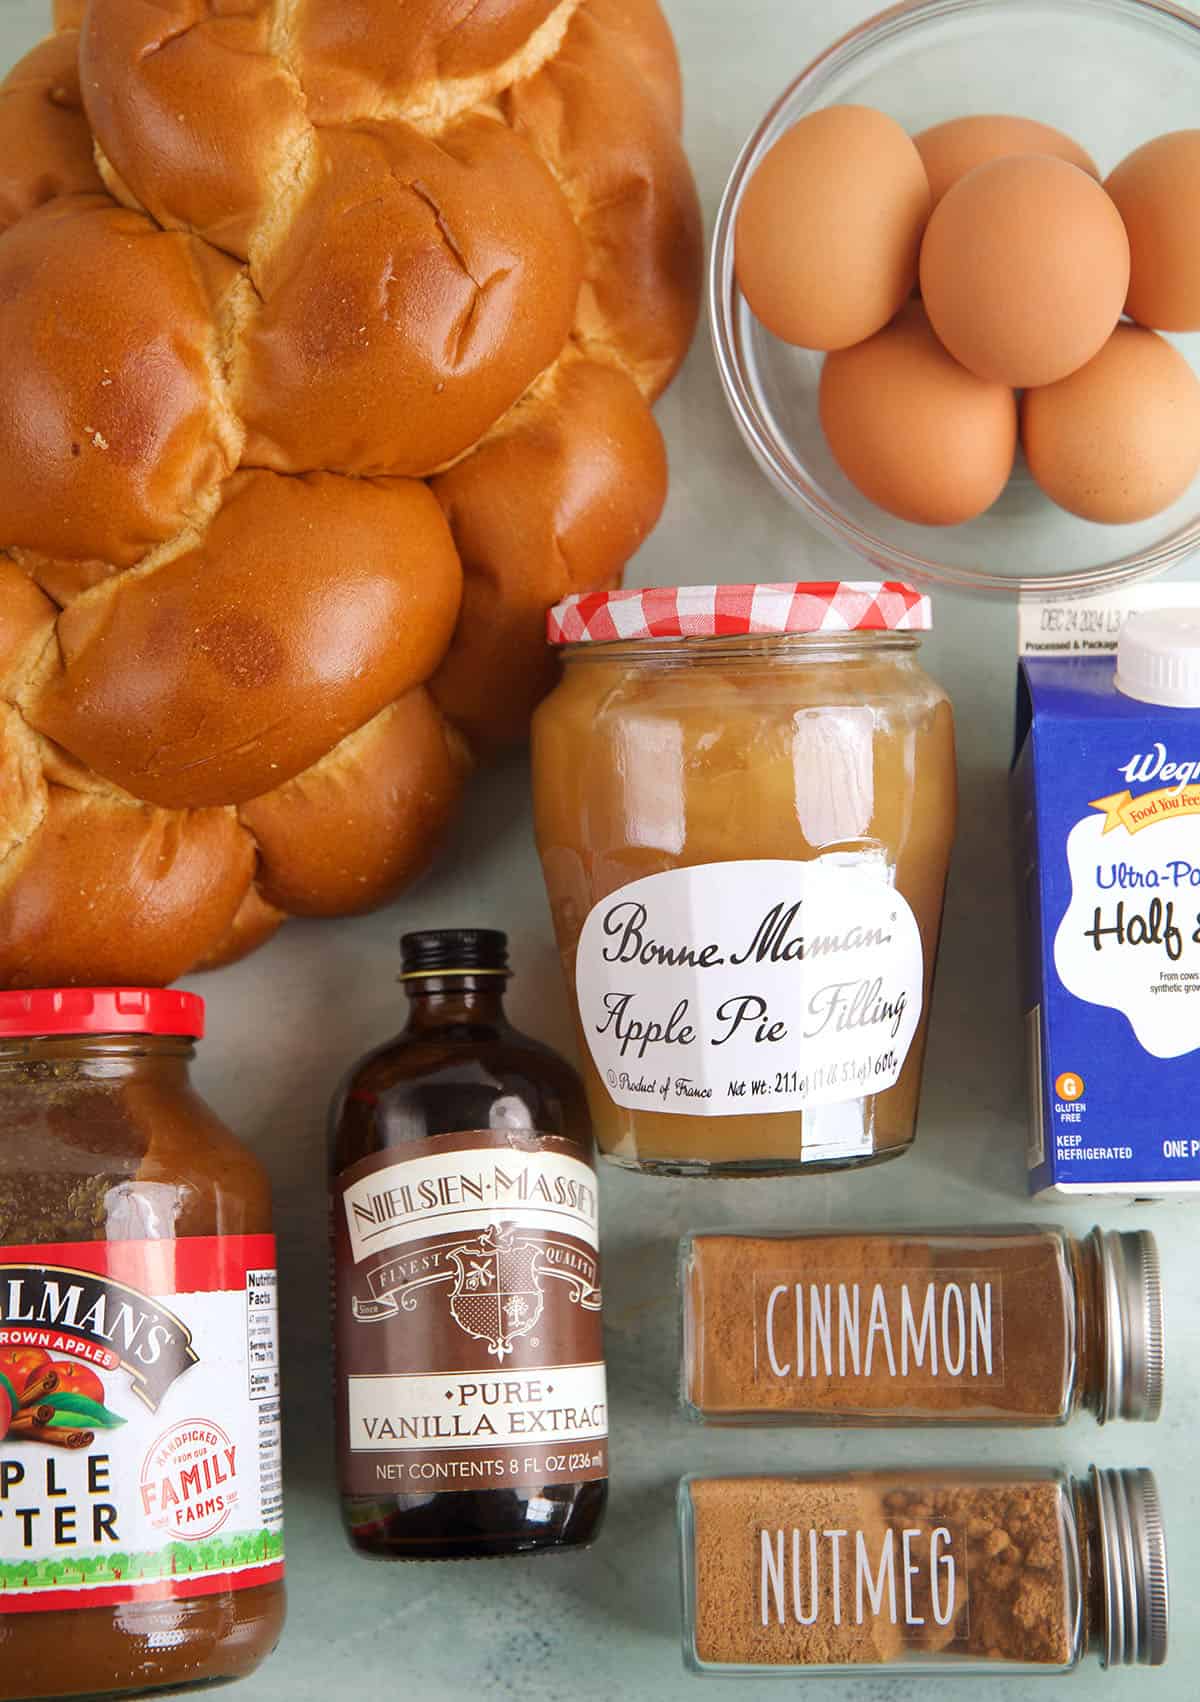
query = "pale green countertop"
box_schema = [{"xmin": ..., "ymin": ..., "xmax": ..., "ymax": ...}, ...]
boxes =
[{"xmin": 1, "ymin": 0, "xmax": 1197, "ymax": 1697}]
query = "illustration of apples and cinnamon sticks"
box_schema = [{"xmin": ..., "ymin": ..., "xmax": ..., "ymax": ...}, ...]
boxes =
[{"xmin": 0, "ymin": 1348, "xmax": 124, "ymax": 1451}]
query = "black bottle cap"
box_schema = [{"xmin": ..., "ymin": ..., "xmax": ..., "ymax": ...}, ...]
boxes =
[{"xmin": 399, "ymin": 929, "xmax": 510, "ymax": 980}]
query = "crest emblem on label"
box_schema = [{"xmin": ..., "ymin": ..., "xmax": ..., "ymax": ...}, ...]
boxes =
[
  {"xmin": 336, "ymin": 1136, "xmax": 607, "ymax": 1495},
  {"xmin": 447, "ymin": 1225, "xmax": 545, "ymax": 1359}
]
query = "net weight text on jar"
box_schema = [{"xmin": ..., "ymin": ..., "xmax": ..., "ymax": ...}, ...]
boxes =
[{"xmin": 745, "ymin": 1052, "xmax": 900, "ymax": 1100}]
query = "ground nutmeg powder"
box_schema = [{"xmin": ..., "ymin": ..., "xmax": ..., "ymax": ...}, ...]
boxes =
[{"xmin": 681, "ymin": 1467, "xmax": 1167, "ymax": 1673}]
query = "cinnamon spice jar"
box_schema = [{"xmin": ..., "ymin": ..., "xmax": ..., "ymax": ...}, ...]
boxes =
[
  {"xmin": 681, "ymin": 1227, "xmax": 1162, "ymax": 1425},
  {"xmin": 681, "ymin": 1468, "xmax": 1169, "ymax": 1674}
]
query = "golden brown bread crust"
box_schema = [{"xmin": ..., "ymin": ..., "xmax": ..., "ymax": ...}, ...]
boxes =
[
  {"xmin": 80, "ymin": 0, "xmax": 309, "ymax": 262},
  {"xmin": 0, "ymin": 32, "xmax": 100, "ymax": 234},
  {"xmin": 0, "ymin": 0, "xmax": 700, "ymax": 984},
  {"xmin": 240, "ymin": 119, "xmax": 584, "ymax": 477},
  {"xmin": 0, "ymin": 564, "xmax": 56, "ymax": 702},
  {"xmin": 196, "ymin": 886, "xmax": 288, "ymax": 973},
  {"xmin": 503, "ymin": 3, "xmax": 701, "ymax": 399},
  {"xmin": 0, "ymin": 709, "xmax": 46, "ymax": 875},
  {"xmin": 0, "ymin": 740, "xmax": 257, "ymax": 989},
  {"xmin": 585, "ymin": 0, "xmax": 683, "ymax": 129},
  {"xmin": 240, "ymin": 692, "xmax": 472, "ymax": 916},
  {"xmin": 0, "ymin": 196, "xmax": 241, "ymax": 573},
  {"xmin": 432, "ymin": 354, "xmax": 668, "ymax": 745},
  {"xmin": 296, "ymin": 0, "xmax": 566, "ymax": 123},
  {"xmin": 23, "ymin": 470, "xmax": 464, "ymax": 807},
  {"xmin": 0, "ymin": 789, "xmax": 254, "ymax": 989}
]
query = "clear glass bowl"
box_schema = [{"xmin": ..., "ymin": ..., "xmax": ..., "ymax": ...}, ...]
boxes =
[{"xmin": 710, "ymin": 0, "xmax": 1200, "ymax": 596}]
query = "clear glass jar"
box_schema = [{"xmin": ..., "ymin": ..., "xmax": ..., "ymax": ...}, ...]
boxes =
[
  {"xmin": 709, "ymin": 0, "xmax": 1200, "ymax": 597},
  {"xmin": 680, "ymin": 1467, "xmax": 1168, "ymax": 1675},
  {"xmin": 0, "ymin": 989, "xmax": 284, "ymax": 1701},
  {"xmin": 532, "ymin": 583, "xmax": 956, "ymax": 1176},
  {"xmin": 681, "ymin": 1226, "xmax": 1163, "ymax": 1425}
]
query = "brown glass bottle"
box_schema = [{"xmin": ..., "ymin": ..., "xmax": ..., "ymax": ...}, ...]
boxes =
[{"xmin": 330, "ymin": 930, "xmax": 608, "ymax": 1560}]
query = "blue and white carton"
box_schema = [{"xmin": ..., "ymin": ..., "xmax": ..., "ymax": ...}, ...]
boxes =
[{"xmin": 1016, "ymin": 591, "xmax": 1200, "ymax": 1197}]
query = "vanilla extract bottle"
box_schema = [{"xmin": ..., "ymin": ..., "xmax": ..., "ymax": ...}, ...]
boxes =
[{"xmin": 330, "ymin": 929, "xmax": 608, "ymax": 1559}]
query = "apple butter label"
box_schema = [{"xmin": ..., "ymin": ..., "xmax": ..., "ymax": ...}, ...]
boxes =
[
  {"xmin": 0, "ymin": 1235, "xmax": 284, "ymax": 1613},
  {"xmin": 335, "ymin": 1132, "xmax": 607, "ymax": 1495},
  {"xmin": 575, "ymin": 859, "xmax": 924, "ymax": 1122}
]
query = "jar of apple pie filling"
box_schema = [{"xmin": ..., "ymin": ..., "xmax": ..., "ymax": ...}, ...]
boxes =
[{"xmin": 532, "ymin": 583, "xmax": 957, "ymax": 1176}]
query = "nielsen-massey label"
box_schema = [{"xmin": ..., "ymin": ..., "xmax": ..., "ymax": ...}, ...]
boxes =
[
  {"xmin": 0, "ymin": 1235, "xmax": 284, "ymax": 1613},
  {"xmin": 334, "ymin": 1132, "xmax": 607, "ymax": 1496},
  {"xmin": 574, "ymin": 859, "xmax": 924, "ymax": 1129}
]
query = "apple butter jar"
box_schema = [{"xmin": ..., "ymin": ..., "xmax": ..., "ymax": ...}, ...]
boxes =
[
  {"xmin": 0, "ymin": 988, "xmax": 284, "ymax": 1701},
  {"xmin": 330, "ymin": 930, "xmax": 607, "ymax": 1560},
  {"xmin": 532, "ymin": 583, "xmax": 957, "ymax": 1175}
]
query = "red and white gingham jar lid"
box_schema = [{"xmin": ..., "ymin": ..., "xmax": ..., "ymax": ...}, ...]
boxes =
[{"xmin": 546, "ymin": 582, "xmax": 931, "ymax": 645}]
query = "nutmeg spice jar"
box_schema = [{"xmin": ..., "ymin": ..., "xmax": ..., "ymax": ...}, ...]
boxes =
[
  {"xmin": 681, "ymin": 1468, "xmax": 1168, "ymax": 1675},
  {"xmin": 681, "ymin": 1226, "xmax": 1163, "ymax": 1425}
]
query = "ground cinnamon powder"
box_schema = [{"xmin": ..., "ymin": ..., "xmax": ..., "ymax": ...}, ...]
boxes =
[
  {"xmin": 686, "ymin": 1473, "xmax": 1073, "ymax": 1669},
  {"xmin": 683, "ymin": 1231, "xmax": 1073, "ymax": 1422}
]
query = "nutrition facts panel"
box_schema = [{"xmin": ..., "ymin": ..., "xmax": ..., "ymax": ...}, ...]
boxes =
[
  {"xmin": 246, "ymin": 1268, "xmax": 284, "ymax": 1532},
  {"xmin": 247, "ymin": 1267, "xmax": 281, "ymax": 1401}
]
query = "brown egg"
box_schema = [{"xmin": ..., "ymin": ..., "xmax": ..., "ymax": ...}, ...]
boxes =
[
  {"xmin": 1022, "ymin": 324, "xmax": 1200, "ymax": 524},
  {"xmin": 920, "ymin": 155, "xmax": 1130, "ymax": 388},
  {"xmin": 819, "ymin": 302, "xmax": 1017, "ymax": 525},
  {"xmin": 1106, "ymin": 130, "xmax": 1200, "ymax": 332},
  {"xmin": 915, "ymin": 115, "xmax": 1098, "ymax": 207},
  {"xmin": 734, "ymin": 105, "xmax": 931, "ymax": 351}
]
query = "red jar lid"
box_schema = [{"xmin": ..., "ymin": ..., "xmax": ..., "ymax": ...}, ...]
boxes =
[
  {"xmin": 547, "ymin": 581, "xmax": 932, "ymax": 645},
  {"xmin": 0, "ymin": 987, "xmax": 205, "ymax": 1039}
]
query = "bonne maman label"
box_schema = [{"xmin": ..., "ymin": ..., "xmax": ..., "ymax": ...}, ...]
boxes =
[{"xmin": 575, "ymin": 859, "xmax": 924, "ymax": 1118}]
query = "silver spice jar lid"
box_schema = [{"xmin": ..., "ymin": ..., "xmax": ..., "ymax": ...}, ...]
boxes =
[
  {"xmin": 1092, "ymin": 1229, "xmax": 1164, "ymax": 1423},
  {"xmin": 1090, "ymin": 1467, "xmax": 1169, "ymax": 1667}
]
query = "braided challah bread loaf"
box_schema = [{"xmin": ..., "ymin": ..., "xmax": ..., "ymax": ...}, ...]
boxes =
[{"xmin": 0, "ymin": 0, "xmax": 700, "ymax": 986}]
